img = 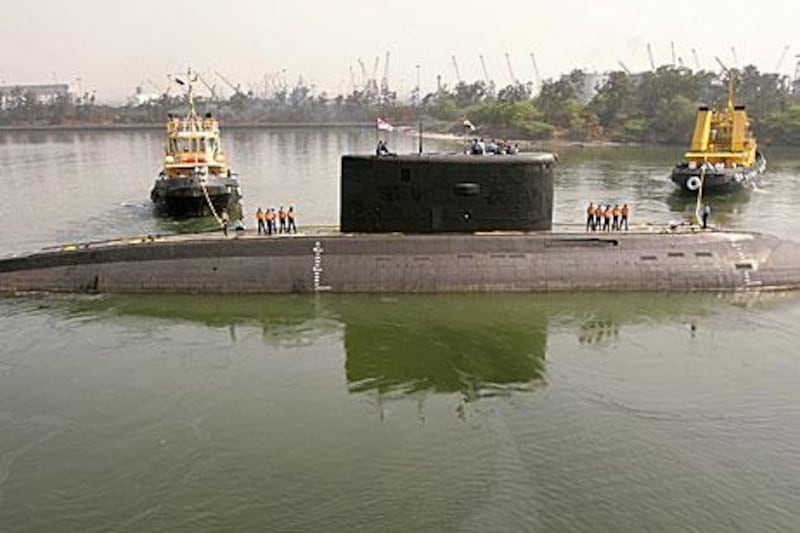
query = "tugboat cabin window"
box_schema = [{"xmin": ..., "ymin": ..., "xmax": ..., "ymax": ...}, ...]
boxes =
[{"xmin": 168, "ymin": 138, "xmax": 215, "ymax": 153}]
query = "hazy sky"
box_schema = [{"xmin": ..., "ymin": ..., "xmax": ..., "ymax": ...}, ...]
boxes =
[{"xmin": 1, "ymin": 0, "xmax": 798, "ymax": 102}]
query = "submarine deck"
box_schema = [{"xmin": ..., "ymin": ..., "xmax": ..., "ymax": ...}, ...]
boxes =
[{"xmin": 1, "ymin": 225, "xmax": 799, "ymax": 294}]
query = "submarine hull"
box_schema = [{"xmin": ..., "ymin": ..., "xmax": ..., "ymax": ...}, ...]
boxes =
[{"xmin": 2, "ymin": 231, "xmax": 800, "ymax": 294}]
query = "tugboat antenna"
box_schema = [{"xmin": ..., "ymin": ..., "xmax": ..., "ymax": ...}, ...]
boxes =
[
  {"xmin": 185, "ymin": 68, "xmax": 197, "ymax": 118},
  {"xmin": 714, "ymin": 57, "xmax": 735, "ymax": 112}
]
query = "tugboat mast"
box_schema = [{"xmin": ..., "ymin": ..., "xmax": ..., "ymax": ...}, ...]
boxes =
[{"xmin": 176, "ymin": 67, "xmax": 199, "ymax": 121}]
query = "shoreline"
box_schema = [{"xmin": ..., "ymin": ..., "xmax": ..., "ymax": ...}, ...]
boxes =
[
  {"xmin": 414, "ymin": 129, "xmax": 632, "ymax": 151},
  {"xmin": 0, "ymin": 122, "xmax": 650, "ymax": 150},
  {"xmin": 0, "ymin": 122, "xmax": 374, "ymax": 133}
]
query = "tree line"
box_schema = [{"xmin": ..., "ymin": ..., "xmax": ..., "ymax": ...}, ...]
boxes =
[
  {"xmin": 3, "ymin": 65, "xmax": 800, "ymax": 146},
  {"xmin": 417, "ymin": 65, "xmax": 800, "ymax": 145}
]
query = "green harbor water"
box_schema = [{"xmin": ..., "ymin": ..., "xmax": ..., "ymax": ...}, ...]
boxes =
[{"xmin": 1, "ymin": 129, "xmax": 799, "ymax": 531}]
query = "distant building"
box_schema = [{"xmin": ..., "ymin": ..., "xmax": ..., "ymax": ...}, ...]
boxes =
[
  {"xmin": 128, "ymin": 86, "xmax": 162, "ymax": 106},
  {"xmin": 0, "ymin": 83, "xmax": 70, "ymax": 109},
  {"xmin": 566, "ymin": 71, "xmax": 648, "ymax": 104},
  {"xmin": 576, "ymin": 72, "xmax": 609, "ymax": 104}
]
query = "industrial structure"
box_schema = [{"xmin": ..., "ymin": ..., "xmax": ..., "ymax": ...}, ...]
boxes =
[{"xmin": 0, "ymin": 83, "xmax": 70, "ymax": 109}]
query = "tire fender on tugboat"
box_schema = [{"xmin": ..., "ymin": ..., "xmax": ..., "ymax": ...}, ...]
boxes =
[{"xmin": 686, "ymin": 176, "xmax": 701, "ymax": 191}]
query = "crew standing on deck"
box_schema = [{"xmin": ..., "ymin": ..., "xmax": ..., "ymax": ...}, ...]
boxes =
[
  {"xmin": 256, "ymin": 207, "xmax": 266, "ymax": 235},
  {"xmin": 266, "ymin": 208, "xmax": 275, "ymax": 235},
  {"xmin": 621, "ymin": 203, "xmax": 629, "ymax": 231},
  {"xmin": 595, "ymin": 205, "xmax": 604, "ymax": 231},
  {"xmin": 586, "ymin": 202, "xmax": 596, "ymax": 232},
  {"xmin": 278, "ymin": 206, "xmax": 288, "ymax": 234},
  {"xmin": 603, "ymin": 205, "xmax": 612, "ymax": 232},
  {"xmin": 612, "ymin": 204, "xmax": 621, "ymax": 231},
  {"xmin": 702, "ymin": 204, "xmax": 711, "ymax": 229},
  {"xmin": 287, "ymin": 206, "xmax": 297, "ymax": 234}
]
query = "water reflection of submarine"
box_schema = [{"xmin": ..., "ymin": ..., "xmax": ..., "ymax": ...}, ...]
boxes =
[
  {"xmin": 62, "ymin": 292, "xmax": 787, "ymax": 402},
  {"xmin": 341, "ymin": 297, "xmax": 548, "ymax": 399}
]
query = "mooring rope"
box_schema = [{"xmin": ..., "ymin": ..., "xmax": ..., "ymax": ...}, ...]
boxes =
[
  {"xmin": 198, "ymin": 170, "xmax": 224, "ymax": 227},
  {"xmin": 694, "ymin": 163, "xmax": 706, "ymax": 226}
]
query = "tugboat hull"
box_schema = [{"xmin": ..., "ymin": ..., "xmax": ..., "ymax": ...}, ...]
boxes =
[
  {"xmin": 151, "ymin": 175, "xmax": 241, "ymax": 217},
  {"xmin": 670, "ymin": 153, "xmax": 766, "ymax": 195}
]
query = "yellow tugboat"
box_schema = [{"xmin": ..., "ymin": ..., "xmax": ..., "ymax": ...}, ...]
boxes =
[
  {"xmin": 670, "ymin": 74, "xmax": 766, "ymax": 194},
  {"xmin": 151, "ymin": 69, "xmax": 242, "ymax": 217}
]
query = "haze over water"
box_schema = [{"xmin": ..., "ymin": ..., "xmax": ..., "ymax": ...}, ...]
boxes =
[{"xmin": 1, "ymin": 128, "xmax": 800, "ymax": 530}]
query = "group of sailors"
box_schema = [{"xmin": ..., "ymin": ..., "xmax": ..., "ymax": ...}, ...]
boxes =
[
  {"xmin": 469, "ymin": 138, "xmax": 519, "ymax": 155},
  {"xmin": 586, "ymin": 202, "xmax": 629, "ymax": 232},
  {"xmin": 255, "ymin": 206, "xmax": 297, "ymax": 236}
]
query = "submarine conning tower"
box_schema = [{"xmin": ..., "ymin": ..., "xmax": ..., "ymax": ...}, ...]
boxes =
[{"xmin": 340, "ymin": 153, "xmax": 556, "ymax": 233}]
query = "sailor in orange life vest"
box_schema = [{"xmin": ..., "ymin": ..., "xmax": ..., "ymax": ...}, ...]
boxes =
[
  {"xmin": 621, "ymin": 203, "xmax": 629, "ymax": 231},
  {"xmin": 595, "ymin": 205, "xmax": 605, "ymax": 232},
  {"xmin": 266, "ymin": 208, "xmax": 276, "ymax": 236},
  {"xmin": 256, "ymin": 207, "xmax": 266, "ymax": 235},
  {"xmin": 278, "ymin": 206, "xmax": 288, "ymax": 234},
  {"xmin": 586, "ymin": 202, "xmax": 596, "ymax": 232}
]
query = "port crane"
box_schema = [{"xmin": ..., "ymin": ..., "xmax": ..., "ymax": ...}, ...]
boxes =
[
  {"xmin": 530, "ymin": 52, "xmax": 542, "ymax": 88},
  {"xmin": 380, "ymin": 52, "xmax": 390, "ymax": 95},
  {"xmin": 215, "ymin": 70, "xmax": 243, "ymax": 98},
  {"xmin": 357, "ymin": 58, "xmax": 368, "ymax": 89},
  {"xmin": 730, "ymin": 46, "xmax": 739, "ymax": 69},
  {"xmin": 145, "ymin": 79, "xmax": 167, "ymax": 97},
  {"xmin": 363, "ymin": 56, "xmax": 380, "ymax": 96},
  {"xmin": 505, "ymin": 52, "xmax": 518, "ymax": 84},
  {"xmin": 479, "ymin": 54, "xmax": 492, "ymax": 86},
  {"xmin": 714, "ymin": 56, "xmax": 730, "ymax": 76},
  {"xmin": 197, "ymin": 72, "xmax": 219, "ymax": 101},
  {"xmin": 617, "ymin": 61, "xmax": 632, "ymax": 75},
  {"xmin": 794, "ymin": 55, "xmax": 800, "ymax": 92},
  {"xmin": 349, "ymin": 65, "xmax": 358, "ymax": 93},
  {"xmin": 775, "ymin": 45, "xmax": 790, "ymax": 72},
  {"xmin": 451, "ymin": 55, "xmax": 462, "ymax": 84},
  {"xmin": 370, "ymin": 56, "xmax": 380, "ymax": 90}
]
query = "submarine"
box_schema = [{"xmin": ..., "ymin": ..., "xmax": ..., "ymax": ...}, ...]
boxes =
[{"xmin": 2, "ymin": 153, "xmax": 800, "ymax": 294}]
